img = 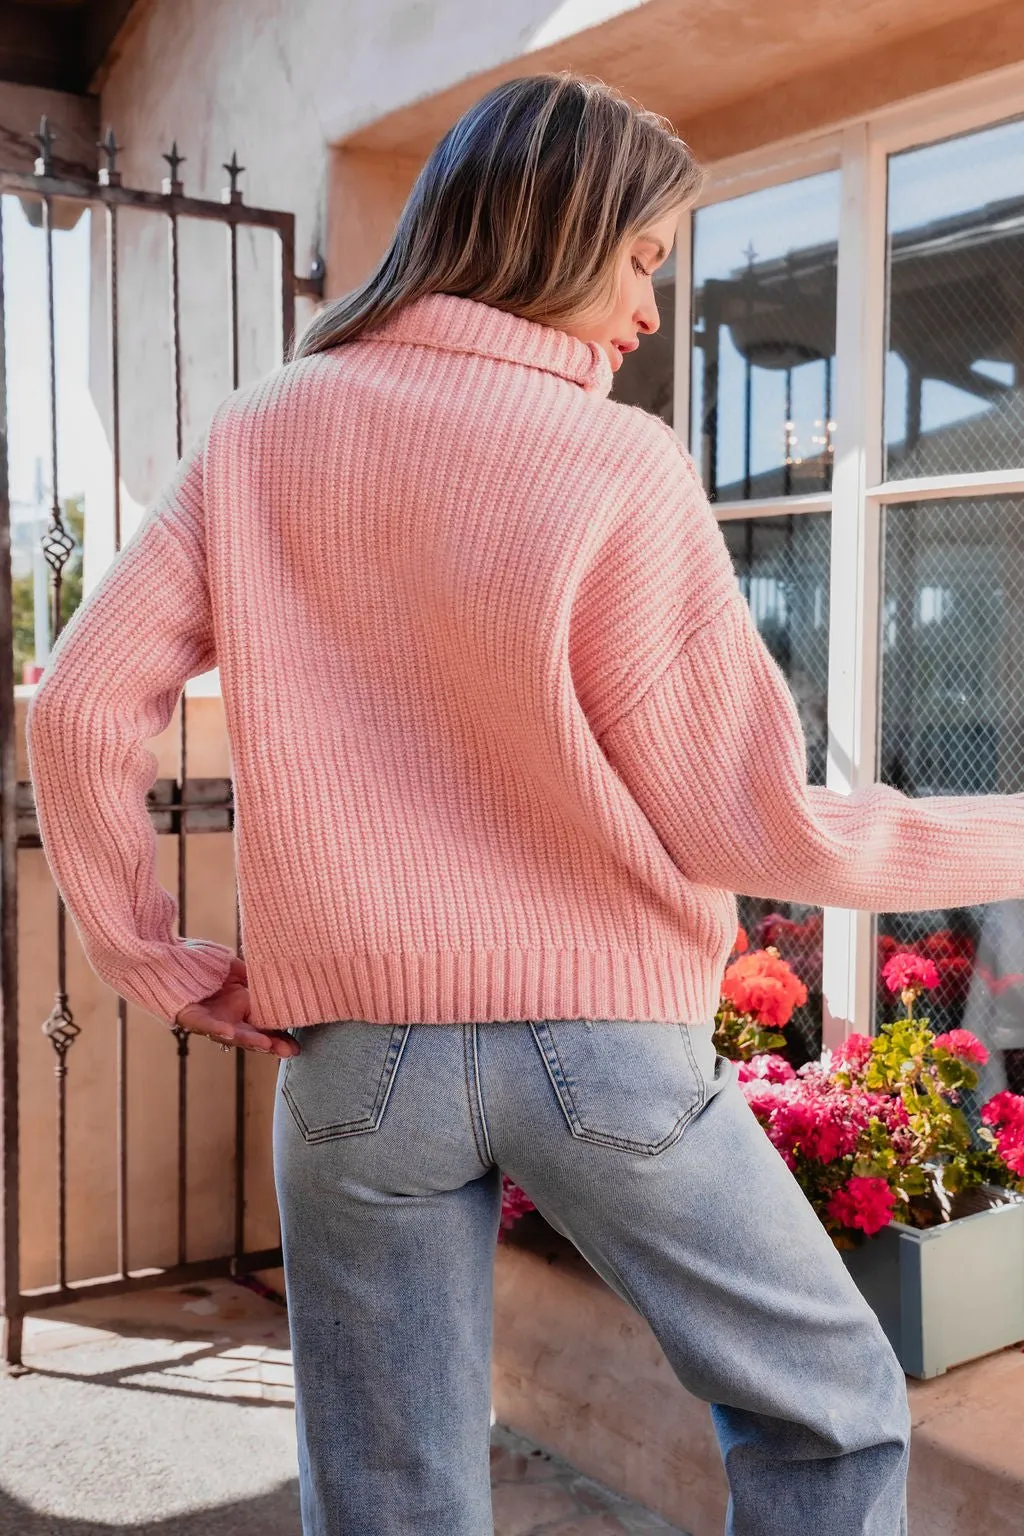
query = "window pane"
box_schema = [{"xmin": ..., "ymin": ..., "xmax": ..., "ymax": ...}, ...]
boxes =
[
  {"xmin": 691, "ymin": 172, "xmax": 839, "ymax": 503},
  {"xmin": 723, "ymin": 510, "xmax": 831, "ymax": 1066},
  {"xmin": 610, "ymin": 248, "xmax": 676, "ymax": 424},
  {"xmin": 877, "ymin": 495, "xmax": 1024, "ymax": 1099},
  {"xmin": 885, "ymin": 116, "xmax": 1024, "ymax": 479}
]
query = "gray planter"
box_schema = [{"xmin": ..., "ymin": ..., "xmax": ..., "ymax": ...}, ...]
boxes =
[{"xmin": 841, "ymin": 1185, "xmax": 1024, "ymax": 1378}]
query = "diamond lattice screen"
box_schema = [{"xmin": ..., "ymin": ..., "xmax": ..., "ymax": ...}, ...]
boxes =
[{"xmin": 877, "ymin": 495, "xmax": 1024, "ymax": 1096}]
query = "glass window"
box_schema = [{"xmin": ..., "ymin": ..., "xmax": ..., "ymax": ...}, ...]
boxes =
[
  {"xmin": 876, "ymin": 495, "xmax": 1024, "ymax": 1100},
  {"xmin": 690, "ymin": 172, "xmax": 840, "ymax": 502},
  {"xmin": 723, "ymin": 510, "xmax": 831, "ymax": 1066},
  {"xmin": 610, "ymin": 248, "xmax": 676, "ymax": 424},
  {"xmin": 885, "ymin": 116, "xmax": 1024, "ymax": 479}
]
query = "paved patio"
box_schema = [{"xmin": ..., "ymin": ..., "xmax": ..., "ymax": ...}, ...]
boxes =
[{"xmin": 0, "ymin": 1276, "xmax": 684, "ymax": 1535}]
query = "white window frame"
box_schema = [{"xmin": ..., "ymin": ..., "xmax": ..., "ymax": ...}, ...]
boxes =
[{"xmin": 672, "ymin": 59, "xmax": 1024, "ymax": 1048}]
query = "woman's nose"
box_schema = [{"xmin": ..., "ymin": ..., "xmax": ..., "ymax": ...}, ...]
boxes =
[{"xmin": 636, "ymin": 298, "xmax": 660, "ymax": 337}]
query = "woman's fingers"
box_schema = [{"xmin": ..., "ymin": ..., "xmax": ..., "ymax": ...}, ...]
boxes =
[{"xmin": 222, "ymin": 1022, "xmax": 300, "ymax": 1057}]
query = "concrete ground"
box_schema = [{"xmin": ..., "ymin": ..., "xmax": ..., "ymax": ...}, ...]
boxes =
[{"xmin": 0, "ymin": 1277, "xmax": 683, "ymax": 1535}]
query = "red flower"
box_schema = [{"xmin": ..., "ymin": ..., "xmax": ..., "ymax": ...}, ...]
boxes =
[
  {"xmin": 931, "ymin": 1029, "xmax": 988, "ymax": 1065},
  {"xmin": 732, "ymin": 925, "xmax": 749, "ymax": 955},
  {"xmin": 881, "ymin": 952, "xmax": 940, "ymax": 995},
  {"xmin": 826, "ymin": 1176, "xmax": 896, "ymax": 1236}
]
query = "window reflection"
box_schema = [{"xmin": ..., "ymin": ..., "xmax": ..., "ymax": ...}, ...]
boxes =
[
  {"xmin": 691, "ymin": 172, "xmax": 840, "ymax": 502},
  {"xmin": 885, "ymin": 116, "xmax": 1024, "ymax": 478},
  {"xmin": 723, "ymin": 511, "xmax": 831, "ymax": 1065}
]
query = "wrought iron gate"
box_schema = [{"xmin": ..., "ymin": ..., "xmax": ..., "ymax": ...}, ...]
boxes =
[{"xmin": 0, "ymin": 118, "xmax": 324, "ymax": 1373}]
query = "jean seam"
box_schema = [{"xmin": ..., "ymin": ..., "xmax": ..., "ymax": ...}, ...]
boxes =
[
  {"xmin": 462, "ymin": 1025, "xmax": 490, "ymax": 1171},
  {"xmin": 470, "ymin": 1024, "xmax": 495, "ymax": 1165}
]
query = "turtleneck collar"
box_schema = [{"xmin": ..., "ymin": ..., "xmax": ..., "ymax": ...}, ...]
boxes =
[{"xmin": 360, "ymin": 291, "xmax": 614, "ymax": 399}]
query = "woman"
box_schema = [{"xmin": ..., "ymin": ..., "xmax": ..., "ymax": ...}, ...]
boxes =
[{"xmin": 39, "ymin": 68, "xmax": 1024, "ymax": 1535}]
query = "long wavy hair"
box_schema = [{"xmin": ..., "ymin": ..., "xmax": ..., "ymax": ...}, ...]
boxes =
[{"xmin": 292, "ymin": 71, "xmax": 704, "ymax": 360}]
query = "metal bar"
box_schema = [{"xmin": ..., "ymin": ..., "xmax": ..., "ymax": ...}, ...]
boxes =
[
  {"xmin": 0, "ymin": 194, "xmax": 25, "ymax": 1374},
  {"xmin": 41, "ymin": 191, "xmax": 75, "ymax": 1295},
  {"xmin": 165, "ymin": 196, "xmax": 192, "ymax": 1268},
  {"xmin": 105, "ymin": 195, "xmax": 132, "ymax": 1284},
  {"xmin": 223, "ymin": 216, "xmax": 247, "ymax": 1261},
  {"xmin": 278, "ymin": 223, "xmax": 296, "ymax": 365},
  {"xmin": 743, "ymin": 357, "xmax": 752, "ymax": 500},
  {"xmin": 0, "ymin": 171, "xmax": 294, "ymax": 234},
  {"xmin": 18, "ymin": 1247, "xmax": 285, "ymax": 1306},
  {"xmin": 227, "ymin": 221, "xmax": 240, "ymax": 392}
]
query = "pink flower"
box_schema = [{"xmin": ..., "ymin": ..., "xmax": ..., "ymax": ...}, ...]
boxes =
[
  {"xmin": 826, "ymin": 1175, "xmax": 896, "ymax": 1236},
  {"xmin": 737, "ymin": 1053, "xmax": 796, "ymax": 1084},
  {"xmin": 740, "ymin": 1080, "xmax": 788, "ymax": 1120},
  {"xmin": 833, "ymin": 1033, "xmax": 874, "ymax": 1073},
  {"xmin": 498, "ymin": 1175, "xmax": 535, "ymax": 1237},
  {"xmin": 931, "ymin": 1029, "xmax": 988, "ymax": 1065},
  {"xmin": 881, "ymin": 952, "xmax": 940, "ymax": 995},
  {"xmin": 995, "ymin": 1127, "xmax": 1024, "ymax": 1177},
  {"xmin": 981, "ymin": 1091, "xmax": 1024, "ymax": 1130}
]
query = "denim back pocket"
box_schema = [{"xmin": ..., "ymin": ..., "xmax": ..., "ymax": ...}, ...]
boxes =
[
  {"xmin": 529, "ymin": 1018, "xmax": 708, "ymax": 1155},
  {"xmin": 281, "ymin": 1020, "xmax": 412, "ymax": 1144}
]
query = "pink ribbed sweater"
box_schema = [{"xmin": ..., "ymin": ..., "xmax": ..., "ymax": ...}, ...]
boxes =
[{"xmin": 25, "ymin": 292, "xmax": 1024, "ymax": 1033}]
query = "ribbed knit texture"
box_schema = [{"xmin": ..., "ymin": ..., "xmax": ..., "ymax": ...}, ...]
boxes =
[{"xmin": 25, "ymin": 291, "xmax": 1024, "ymax": 1031}]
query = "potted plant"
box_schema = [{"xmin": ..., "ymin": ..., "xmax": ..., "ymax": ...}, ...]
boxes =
[{"xmin": 498, "ymin": 936, "xmax": 1024, "ymax": 1379}]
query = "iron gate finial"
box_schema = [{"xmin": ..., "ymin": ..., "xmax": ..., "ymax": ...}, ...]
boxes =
[
  {"xmin": 161, "ymin": 140, "xmax": 186, "ymax": 195},
  {"xmin": 222, "ymin": 150, "xmax": 245, "ymax": 206},
  {"xmin": 33, "ymin": 115, "xmax": 55, "ymax": 177},
  {"xmin": 98, "ymin": 127, "xmax": 123, "ymax": 187}
]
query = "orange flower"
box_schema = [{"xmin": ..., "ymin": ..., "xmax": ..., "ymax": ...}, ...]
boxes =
[
  {"xmin": 732, "ymin": 925, "xmax": 749, "ymax": 955},
  {"xmin": 721, "ymin": 947, "xmax": 808, "ymax": 1029}
]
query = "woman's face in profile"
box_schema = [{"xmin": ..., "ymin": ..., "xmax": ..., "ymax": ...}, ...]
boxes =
[{"xmin": 564, "ymin": 209, "xmax": 679, "ymax": 377}]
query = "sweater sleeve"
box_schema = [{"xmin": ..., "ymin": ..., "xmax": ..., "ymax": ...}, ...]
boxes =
[
  {"xmin": 593, "ymin": 419, "xmax": 1024, "ymax": 914},
  {"xmin": 25, "ymin": 431, "xmax": 237, "ymax": 1023}
]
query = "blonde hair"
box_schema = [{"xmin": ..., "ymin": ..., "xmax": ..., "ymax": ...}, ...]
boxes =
[{"xmin": 292, "ymin": 71, "xmax": 704, "ymax": 360}]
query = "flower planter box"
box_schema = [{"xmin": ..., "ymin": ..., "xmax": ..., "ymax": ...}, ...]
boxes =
[{"xmin": 841, "ymin": 1186, "xmax": 1024, "ymax": 1378}]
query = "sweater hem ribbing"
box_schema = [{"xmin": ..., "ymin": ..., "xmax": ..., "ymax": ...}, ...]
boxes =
[{"xmin": 244, "ymin": 947, "xmax": 723, "ymax": 1032}]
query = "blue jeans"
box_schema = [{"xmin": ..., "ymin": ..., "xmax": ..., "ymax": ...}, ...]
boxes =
[{"xmin": 272, "ymin": 1018, "xmax": 911, "ymax": 1535}]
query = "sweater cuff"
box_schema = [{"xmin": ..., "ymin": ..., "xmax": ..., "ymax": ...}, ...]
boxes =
[{"xmin": 100, "ymin": 939, "xmax": 237, "ymax": 1024}]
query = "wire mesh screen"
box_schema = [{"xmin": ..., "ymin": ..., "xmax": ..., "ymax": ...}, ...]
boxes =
[
  {"xmin": 610, "ymin": 249, "xmax": 676, "ymax": 425},
  {"xmin": 722, "ymin": 510, "xmax": 831, "ymax": 1065},
  {"xmin": 877, "ymin": 495, "xmax": 1024, "ymax": 1095},
  {"xmin": 691, "ymin": 172, "xmax": 839, "ymax": 503},
  {"xmin": 885, "ymin": 115, "xmax": 1024, "ymax": 479}
]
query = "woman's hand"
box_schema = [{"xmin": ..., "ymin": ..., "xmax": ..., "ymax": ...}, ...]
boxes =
[{"xmin": 174, "ymin": 956, "xmax": 300, "ymax": 1056}]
